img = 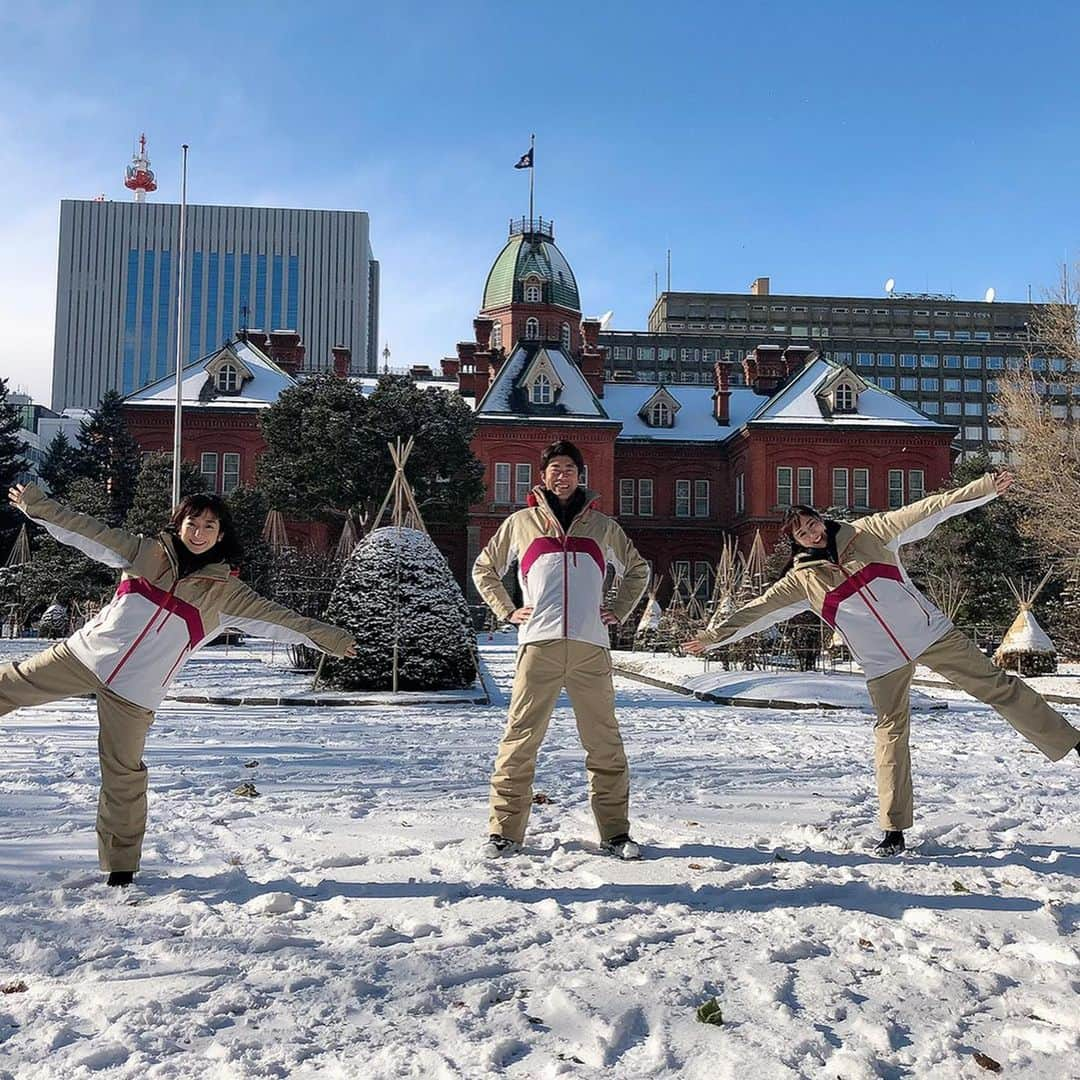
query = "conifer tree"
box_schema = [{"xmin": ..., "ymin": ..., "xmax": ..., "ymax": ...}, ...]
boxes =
[
  {"xmin": 0, "ymin": 379, "xmax": 29, "ymax": 553},
  {"xmin": 37, "ymin": 431, "xmax": 82, "ymax": 498},
  {"xmin": 124, "ymin": 452, "xmax": 207, "ymax": 537},
  {"xmin": 77, "ymin": 390, "xmax": 142, "ymax": 525}
]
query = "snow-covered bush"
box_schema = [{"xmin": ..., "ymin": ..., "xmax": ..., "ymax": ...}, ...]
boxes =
[
  {"xmin": 38, "ymin": 602, "xmax": 68, "ymax": 639},
  {"xmin": 324, "ymin": 527, "xmax": 477, "ymax": 691}
]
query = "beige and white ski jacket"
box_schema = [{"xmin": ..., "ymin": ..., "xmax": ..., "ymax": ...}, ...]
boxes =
[
  {"xmin": 473, "ymin": 486, "xmax": 650, "ymax": 649},
  {"xmin": 695, "ymin": 474, "xmax": 999, "ymax": 679},
  {"xmin": 17, "ymin": 485, "xmax": 354, "ymax": 709}
]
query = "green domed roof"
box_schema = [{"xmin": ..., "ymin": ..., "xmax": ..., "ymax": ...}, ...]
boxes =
[{"xmin": 482, "ymin": 221, "xmax": 580, "ymax": 312}]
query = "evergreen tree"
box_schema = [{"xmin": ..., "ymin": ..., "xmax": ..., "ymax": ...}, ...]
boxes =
[
  {"xmin": 77, "ymin": 390, "xmax": 141, "ymax": 525},
  {"xmin": 0, "ymin": 379, "xmax": 29, "ymax": 554},
  {"xmin": 258, "ymin": 372, "xmax": 485, "ymax": 526},
  {"xmin": 226, "ymin": 484, "xmax": 274, "ymax": 588},
  {"xmin": 124, "ymin": 452, "xmax": 208, "ymax": 537},
  {"xmin": 324, "ymin": 526, "xmax": 477, "ymax": 691},
  {"xmin": 37, "ymin": 430, "xmax": 83, "ymax": 498}
]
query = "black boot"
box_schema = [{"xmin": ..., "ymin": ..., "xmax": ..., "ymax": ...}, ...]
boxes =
[
  {"xmin": 107, "ymin": 870, "xmax": 135, "ymax": 888},
  {"xmin": 874, "ymin": 830, "xmax": 905, "ymax": 857}
]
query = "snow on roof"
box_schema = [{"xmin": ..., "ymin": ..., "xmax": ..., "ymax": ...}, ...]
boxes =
[
  {"xmin": 747, "ymin": 357, "xmax": 954, "ymax": 429},
  {"xmin": 125, "ymin": 339, "xmax": 295, "ymax": 409},
  {"xmin": 602, "ymin": 384, "xmax": 761, "ymax": 441},
  {"xmin": 477, "ymin": 343, "xmax": 607, "ymax": 418},
  {"xmin": 997, "ymin": 610, "xmax": 1056, "ymax": 654},
  {"xmin": 351, "ymin": 376, "xmax": 461, "ymax": 397}
]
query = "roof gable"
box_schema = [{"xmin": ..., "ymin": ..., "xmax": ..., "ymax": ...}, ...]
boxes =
[{"xmin": 475, "ymin": 342, "xmax": 607, "ymax": 419}]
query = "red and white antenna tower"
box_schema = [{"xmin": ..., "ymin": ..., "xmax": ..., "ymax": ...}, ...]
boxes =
[{"xmin": 124, "ymin": 133, "xmax": 157, "ymax": 202}]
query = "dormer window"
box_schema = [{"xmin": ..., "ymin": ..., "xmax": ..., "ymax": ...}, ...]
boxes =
[
  {"xmin": 491, "ymin": 321, "xmax": 502, "ymax": 350},
  {"xmin": 524, "ymin": 276, "xmax": 543, "ymax": 303},
  {"xmin": 530, "ymin": 373, "xmax": 552, "ymax": 404},
  {"xmin": 650, "ymin": 400, "xmax": 673, "ymax": 427},
  {"xmin": 525, "ymin": 317, "xmax": 540, "ymax": 341},
  {"xmin": 834, "ymin": 381, "xmax": 856, "ymax": 412},
  {"xmin": 217, "ymin": 363, "xmax": 239, "ymax": 393},
  {"xmin": 560, "ymin": 323, "xmax": 571, "ymax": 351}
]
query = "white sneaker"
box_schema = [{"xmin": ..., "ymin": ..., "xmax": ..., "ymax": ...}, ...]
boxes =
[
  {"xmin": 482, "ymin": 834, "xmax": 521, "ymax": 858},
  {"xmin": 601, "ymin": 834, "xmax": 642, "ymax": 860}
]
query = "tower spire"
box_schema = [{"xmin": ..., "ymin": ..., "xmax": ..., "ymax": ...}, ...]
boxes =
[{"xmin": 124, "ymin": 133, "xmax": 158, "ymax": 202}]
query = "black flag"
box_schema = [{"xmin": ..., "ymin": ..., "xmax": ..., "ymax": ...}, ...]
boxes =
[{"xmin": 514, "ymin": 148, "xmax": 533, "ymax": 170}]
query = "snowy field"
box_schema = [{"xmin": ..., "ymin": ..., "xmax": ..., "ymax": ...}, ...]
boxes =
[{"xmin": 0, "ymin": 638, "xmax": 1078, "ymax": 1078}]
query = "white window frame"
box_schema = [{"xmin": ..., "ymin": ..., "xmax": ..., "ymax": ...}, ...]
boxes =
[
  {"xmin": 638, "ymin": 478, "xmax": 653, "ymax": 517},
  {"xmin": 694, "ymin": 479, "xmax": 710, "ymax": 518},
  {"xmin": 514, "ymin": 463, "xmax": 532, "ymax": 505},
  {"xmin": 217, "ymin": 364, "xmax": 238, "ymax": 393},
  {"xmin": 490, "ymin": 321, "xmax": 502, "ymax": 350},
  {"xmin": 853, "ymin": 467, "xmax": 869, "ymax": 509},
  {"xmin": 222, "ymin": 452, "xmax": 241, "ymax": 494},
  {"xmin": 524, "ymin": 278, "xmax": 542, "ymax": 304},
  {"xmin": 530, "ymin": 373, "xmax": 552, "ymax": 404},
  {"xmin": 200, "ymin": 451, "xmax": 218, "ymax": 493},
  {"xmin": 908, "ymin": 469, "xmax": 924, "ymax": 502},
  {"xmin": 735, "ymin": 472, "xmax": 745, "ymax": 514},
  {"xmin": 619, "ymin": 479, "xmax": 635, "ymax": 516},
  {"xmin": 797, "ymin": 467, "xmax": 813, "ymax": 505},
  {"xmin": 832, "ymin": 467, "xmax": 849, "ymax": 508},
  {"xmin": 888, "ymin": 469, "xmax": 904, "ymax": 509},
  {"xmin": 494, "ymin": 462, "xmax": 511, "ymax": 504},
  {"xmin": 524, "ymin": 317, "xmax": 540, "ymax": 340},
  {"xmin": 777, "ymin": 466, "xmax": 793, "ymax": 508},
  {"xmin": 834, "ymin": 383, "xmax": 855, "ymax": 411},
  {"xmin": 560, "ymin": 322, "xmax": 571, "ymax": 351},
  {"xmin": 675, "ymin": 479, "xmax": 691, "ymax": 517},
  {"xmin": 650, "ymin": 400, "xmax": 671, "ymax": 427}
]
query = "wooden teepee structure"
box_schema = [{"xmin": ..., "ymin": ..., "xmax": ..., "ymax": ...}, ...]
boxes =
[
  {"xmin": 261, "ymin": 509, "xmax": 290, "ymax": 553},
  {"xmin": 371, "ymin": 437, "xmax": 427, "ymax": 533},
  {"xmin": 334, "ymin": 514, "xmax": 360, "ymax": 562},
  {"xmin": 5, "ymin": 524, "xmax": 30, "ymax": 568},
  {"xmin": 993, "ymin": 570, "xmax": 1057, "ymax": 676},
  {"xmin": 634, "ymin": 573, "xmax": 663, "ymax": 644}
]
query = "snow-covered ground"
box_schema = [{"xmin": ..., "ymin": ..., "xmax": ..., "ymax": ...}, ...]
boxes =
[{"xmin": 0, "ymin": 638, "xmax": 1078, "ymax": 1078}]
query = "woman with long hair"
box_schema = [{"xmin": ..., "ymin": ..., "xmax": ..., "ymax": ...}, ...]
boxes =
[
  {"xmin": 0, "ymin": 483, "xmax": 356, "ymax": 887},
  {"xmin": 683, "ymin": 472, "xmax": 1080, "ymax": 855}
]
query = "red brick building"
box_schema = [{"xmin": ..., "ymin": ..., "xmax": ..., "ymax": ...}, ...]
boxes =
[
  {"xmin": 120, "ymin": 216, "xmax": 957, "ymax": 604},
  {"xmin": 444, "ymin": 219, "xmax": 958, "ymax": 601}
]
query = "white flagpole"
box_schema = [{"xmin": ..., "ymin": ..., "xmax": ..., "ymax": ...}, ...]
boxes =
[
  {"xmin": 171, "ymin": 144, "xmax": 189, "ymax": 506},
  {"xmin": 529, "ymin": 132, "xmax": 535, "ymax": 223}
]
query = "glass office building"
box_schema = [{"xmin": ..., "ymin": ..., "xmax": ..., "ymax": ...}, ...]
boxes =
[{"xmin": 52, "ymin": 200, "xmax": 379, "ymax": 409}]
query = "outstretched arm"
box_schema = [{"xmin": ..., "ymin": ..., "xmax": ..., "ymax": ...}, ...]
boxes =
[
  {"xmin": 220, "ymin": 581, "xmax": 356, "ymax": 656},
  {"xmin": 682, "ymin": 573, "xmax": 811, "ymax": 654},
  {"xmin": 9, "ymin": 483, "xmax": 142, "ymax": 569},
  {"xmin": 854, "ymin": 472, "xmax": 1004, "ymax": 549}
]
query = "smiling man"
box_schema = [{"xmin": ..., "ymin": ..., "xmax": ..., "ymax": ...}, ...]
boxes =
[{"xmin": 473, "ymin": 440, "xmax": 650, "ymax": 859}]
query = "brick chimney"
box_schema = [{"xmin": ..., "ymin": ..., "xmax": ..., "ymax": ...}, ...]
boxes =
[
  {"xmin": 781, "ymin": 344, "xmax": 816, "ymax": 380},
  {"xmin": 441, "ymin": 354, "xmax": 460, "ymax": 378},
  {"xmin": 267, "ymin": 330, "xmax": 305, "ymax": 375},
  {"xmin": 742, "ymin": 345, "xmax": 786, "ymax": 396},
  {"xmin": 474, "ymin": 316, "xmax": 494, "ymax": 351},
  {"xmin": 713, "ymin": 361, "xmax": 731, "ymax": 425},
  {"xmin": 331, "ymin": 345, "xmax": 351, "ymax": 378},
  {"xmin": 579, "ymin": 318, "xmax": 605, "ymax": 398}
]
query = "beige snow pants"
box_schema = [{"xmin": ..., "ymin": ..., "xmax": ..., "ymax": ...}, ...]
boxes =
[
  {"xmin": 489, "ymin": 639, "xmax": 630, "ymax": 844},
  {"xmin": 0, "ymin": 642, "xmax": 155, "ymax": 871},
  {"xmin": 866, "ymin": 627, "xmax": 1080, "ymax": 831}
]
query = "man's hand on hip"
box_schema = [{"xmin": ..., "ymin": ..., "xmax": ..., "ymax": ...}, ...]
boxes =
[{"xmin": 509, "ymin": 607, "xmax": 533, "ymax": 625}]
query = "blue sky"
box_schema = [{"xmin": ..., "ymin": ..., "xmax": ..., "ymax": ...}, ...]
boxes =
[{"xmin": 2, "ymin": 0, "xmax": 1079, "ymax": 404}]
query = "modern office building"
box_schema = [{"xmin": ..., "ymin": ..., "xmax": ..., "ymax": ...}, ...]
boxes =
[
  {"xmin": 599, "ymin": 278, "xmax": 1076, "ymax": 460},
  {"xmin": 51, "ymin": 199, "xmax": 379, "ymax": 409}
]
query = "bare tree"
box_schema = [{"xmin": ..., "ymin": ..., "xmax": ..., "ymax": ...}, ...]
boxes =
[{"xmin": 996, "ymin": 267, "xmax": 1080, "ymax": 562}]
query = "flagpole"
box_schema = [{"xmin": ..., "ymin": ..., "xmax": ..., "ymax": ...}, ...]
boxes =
[
  {"xmin": 529, "ymin": 132, "xmax": 535, "ymax": 224},
  {"xmin": 171, "ymin": 144, "xmax": 189, "ymax": 506}
]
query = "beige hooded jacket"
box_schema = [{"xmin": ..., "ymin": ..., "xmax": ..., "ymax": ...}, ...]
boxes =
[
  {"xmin": 695, "ymin": 474, "xmax": 999, "ymax": 679},
  {"xmin": 17, "ymin": 484, "xmax": 354, "ymax": 709}
]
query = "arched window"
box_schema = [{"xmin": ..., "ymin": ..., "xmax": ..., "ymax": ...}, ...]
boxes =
[
  {"xmin": 525, "ymin": 317, "xmax": 540, "ymax": 341},
  {"xmin": 530, "ymin": 373, "xmax": 552, "ymax": 404},
  {"xmin": 490, "ymin": 321, "xmax": 502, "ymax": 350},
  {"xmin": 650, "ymin": 400, "xmax": 672, "ymax": 427},
  {"xmin": 835, "ymin": 382, "xmax": 856, "ymax": 411},
  {"xmin": 560, "ymin": 322, "xmax": 571, "ymax": 351},
  {"xmin": 217, "ymin": 363, "xmax": 239, "ymax": 392},
  {"xmin": 524, "ymin": 277, "xmax": 542, "ymax": 303}
]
